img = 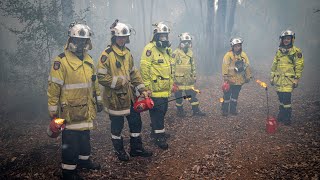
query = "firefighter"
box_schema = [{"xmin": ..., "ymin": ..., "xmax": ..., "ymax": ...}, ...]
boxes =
[
  {"xmin": 172, "ymin": 32, "xmax": 206, "ymax": 117},
  {"xmin": 222, "ymin": 37, "xmax": 252, "ymax": 116},
  {"xmin": 47, "ymin": 22, "xmax": 102, "ymax": 179},
  {"xmin": 97, "ymin": 20, "xmax": 152, "ymax": 161},
  {"xmin": 270, "ymin": 30, "xmax": 304, "ymax": 125},
  {"xmin": 140, "ymin": 22, "xmax": 173, "ymax": 150}
]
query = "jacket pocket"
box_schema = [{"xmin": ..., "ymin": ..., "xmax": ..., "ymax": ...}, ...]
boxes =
[
  {"xmin": 63, "ymin": 97, "xmax": 89, "ymax": 122},
  {"xmin": 152, "ymin": 75, "xmax": 170, "ymax": 92}
]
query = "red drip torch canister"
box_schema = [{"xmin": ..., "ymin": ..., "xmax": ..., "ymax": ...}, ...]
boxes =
[
  {"xmin": 222, "ymin": 81, "xmax": 230, "ymax": 93},
  {"xmin": 133, "ymin": 97, "xmax": 155, "ymax": 113},
  {"xmin": 47, "ymin": 118, "xmax": 66, "ymax": 138},
  {"xmin": 266, "ymin": 116, "xmax": 277, "ymax": 134}
]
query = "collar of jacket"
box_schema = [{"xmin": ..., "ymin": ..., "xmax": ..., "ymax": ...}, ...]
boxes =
[
  {"xmin": 179, "ymin": 48, "xmax": 193, "ymax": 57},
  {"xmin": 64, "ymin": 50, "xmax": 94, "ymax": 71},
  {"xmin": 112, "ymin": 44, "xmax": 129, "ymax": 57},
  {"xmin": 229, "ymin": 50, "xmax": 243, "ymax": 61},
  {"xmin": 277, "ymin": 46, "xmax": 295, "ymax": 57}
]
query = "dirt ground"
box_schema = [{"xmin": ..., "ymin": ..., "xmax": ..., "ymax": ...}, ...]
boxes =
[{"xmin": 1, "ymin": 72, "xmax": 319, "ymax": 179}]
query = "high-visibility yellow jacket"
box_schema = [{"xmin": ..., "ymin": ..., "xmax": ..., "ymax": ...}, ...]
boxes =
[
  {"xmin": 270, "ymin": 46, "xmax": 304, "ymax": 92},
  {"xmin": 97, "ymin": 45, "xmax": 146, "ymax": 116},
  {"xmin": 172, "ymin": 48, "xmax": 196, "ymax": 90},
  {"xmin": 222, "ymin": 50, "xmax": 252, "ymax": 85},
  {"xmin": 140, "ymin": 42, "xmax": 174, "ymax": 98},
  {"xmin": 47, "ymin": 50, "xmax": 101, "ymax": 130}
]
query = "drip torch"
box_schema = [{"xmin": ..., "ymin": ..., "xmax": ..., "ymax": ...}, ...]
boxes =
[
  {"xmin": 256, "ymin": 80, "xmax": 277, "ymax": 133},
  {"xmin": 47, "ymin": 117, "xmax": 66, "ymax": 138}
]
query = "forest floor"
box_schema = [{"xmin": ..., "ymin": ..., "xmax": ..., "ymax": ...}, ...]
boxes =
[{"xmin": 1, "ymin": 70, "xmax": 319, "ymax": 179}]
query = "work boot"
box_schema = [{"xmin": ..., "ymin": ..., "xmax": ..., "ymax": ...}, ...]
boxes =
[
  {"xmin": 192, "ymin": 105, "xmax": 206, "ymax": 116},
  {"xmin": 129, "ymin": 136, "xmax": 153, "ymax": 157},
  {"xmin": 111, "ymin": 138, "xmax": 129, "ymax": 162},
  {"xmin": 222, "ymin": 101, "xmax": 229, "ymax": 116},
  {"xmin": 62, "ymin": 169, "xmax": 83, "ymax": 180},
  {"xmin": 230, "ymin": 101, "xmax": 238, "ymax": 115},
  {"xmin": 78, "ymin": 158, "xmax": 101, "ymax": 170},
  {"xmin": 176, "ymin": 106, "xmax": 186, "ymax": 117},
  {"xmin": 154, "ymin": 133, "xmax": 169, "ymax": 150},
  {"xmin": 282, "ymin": 107, "xmax": 292, "ymax": 126}
]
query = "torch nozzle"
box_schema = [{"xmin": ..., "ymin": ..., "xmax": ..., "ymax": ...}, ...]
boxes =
[
  {"xmin": 256, "ymin": 80, "xmax": 268, "ymax": 89},
  {"xmin": 54, "ymin": 118, "xmax": 65, "ymax": 125}
]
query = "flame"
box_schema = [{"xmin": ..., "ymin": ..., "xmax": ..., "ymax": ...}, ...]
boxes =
[
  {"xmin": 256, "ymin": 80, "xmax": 267, "ymax": 88},
  {"xmin": 219, "ymin": 98, "xmax": 224, "ymax": 103},
  {"xmin": 54, "ymin": 118, "xmax": 65, "ymax": 125},
  {"xmin": 192, "ymin": 87, "xmax": 201, "ymax": 94}
]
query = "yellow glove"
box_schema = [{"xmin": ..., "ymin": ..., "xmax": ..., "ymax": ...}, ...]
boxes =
[{"xmin": 97, "ymin": 100, "xmax": 104, "ymax": 112}]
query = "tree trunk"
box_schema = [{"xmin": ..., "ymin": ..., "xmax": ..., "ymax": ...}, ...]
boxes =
[
  {"xmin": 226, "ymin": 0, "xmax": 237, "ymax": 38},
  {"xmin": 61, "ymin": 0, "xmax": 74, "ymax": 28}
]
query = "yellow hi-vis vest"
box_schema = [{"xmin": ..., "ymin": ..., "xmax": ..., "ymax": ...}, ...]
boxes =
[
  {"xmin": 270, "ymin": 46, "xmax": 304, "ymax": 92},
  {"xmin": 172, "ymin": 48, "xmax": 196, "ymax": 90},
  {"xmin": 47, "ymin": 50, "xmax": 101, "ymax": 130},
  {"xmin": 222, "ymin": 50, "xmax": 252, "ymax": 85},
  {"xmin": 140, "ymin": 42, "xmax": 174, "ymax": 98},
  {"xmin": 97, "ymin": 45, "xmax": 146, "ymax": 116}
]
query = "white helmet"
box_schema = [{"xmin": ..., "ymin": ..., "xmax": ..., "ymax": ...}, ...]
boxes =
[
  {"xmin": 280, "ymin": 30, "xmax": 295, "ymax": 39},
  {"xmin": 230, "ymin": 37, "xmax": 243, "ymax": 46},
  {"xmin": 68, "ymin": 22, "xmax": 92, "ymax": 38},
  {"xmin": 110, "ymin": 19, "xmax": 131, "ymax": 37},
  {"xmin": 179, "ymin": 32, "xmax": 192, "ymax": 41},
  {"xmin": 153, "ymin": 22, "xmax": 170, "ymax": 35}
]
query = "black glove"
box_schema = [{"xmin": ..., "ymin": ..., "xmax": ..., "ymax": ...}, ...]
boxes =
[{"xmin": 97, "ymin": 102, "xmax": 104, "ymax": 112}]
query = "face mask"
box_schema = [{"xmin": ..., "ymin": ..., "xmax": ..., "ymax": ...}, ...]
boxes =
[
  {"xmin": 156, "ymin": 40, "xmax": 171, "ymax": 48},
  {"xmin": 69, "ymin": 38, "xmax": 88, "ymax": 53}
]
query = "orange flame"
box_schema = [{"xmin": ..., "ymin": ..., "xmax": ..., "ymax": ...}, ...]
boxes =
[
  {"xmin": 192, "ymin": 87, "xmax": 201, "ymax": 94},
  {"xmin": 256, "ymin": 80, "xmax": 267, "ymax": 88},
  {"xmin": 54, "ymin": 118, "xmax": 65, "ymax": 125},
  {"xmin": 219, "ymin": 98, "xmax": 224, "ymax": 103}
]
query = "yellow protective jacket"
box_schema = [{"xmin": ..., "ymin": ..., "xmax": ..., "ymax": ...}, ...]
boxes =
[
  {"xmin": 222, "ymin": 50, "xmax": 252, "ymax": 85},
  {"xmin": 47, "ymin": 50, "xmax": 101, "ymax": 130},
  {"xmin": 140, "ymin": 42, "xmax": 174, "ymax": 98},
  {"xmin": 97, "ymin": 45, "xmax": 146, "ymax": 116},
  {"xmin": 172, "ymin": 48, "xmax": 196, "ymax": 90},
  {"xmin": 270, "ymin": 46, "xmax": 304, "ymax": 92}
]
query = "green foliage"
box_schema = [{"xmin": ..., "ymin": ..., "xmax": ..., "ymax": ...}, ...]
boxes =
[{"xmin": 0, "ymin": 0, "xmax": 65, "ymax": 55}]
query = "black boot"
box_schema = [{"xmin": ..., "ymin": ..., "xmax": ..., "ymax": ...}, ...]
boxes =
[
  {"xmin": 154, "ymin": 133, "xmax": 169, "ymax": 150},
  {"xmin": 129, "ymin": 136, "xmax": 153, "ymax": 157},
  {"xmin": 230, "ymin": 101, "xmax": 238, "ymax": 115},
  {"xmin": 282, "ymin": 107, "xmax": 292, "ymax": 126},
  {"xmin": 222, "ymin": 101, "xmax": 229, "ymax": 116},
  {"xmin": 111, "ymin": 138, "xmax": 129, "ymax": 162},
  {"xmin": 176, "ymin": 106, "xmax": 186, "ymax": 117},
  {"xmin": 62, "ymin": 169, "xmax": 83, "ymax": 180},
  {"xmin": 277, "ymin": 105, "xmax": 285, "ymax": 123},
  {"xmin": 78, "ymin": 158, "xmax": 101, "ymax": 170},
  {"xmin": 192, "ymin": 105, "xmax": 206, "ymax": 116}
]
